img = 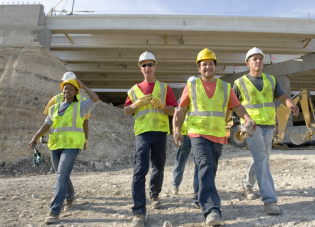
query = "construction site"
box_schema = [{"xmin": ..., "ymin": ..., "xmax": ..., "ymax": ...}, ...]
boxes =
[{"xmin": 1, "ymin": 3, "xmax": 315, "ymax": 227}]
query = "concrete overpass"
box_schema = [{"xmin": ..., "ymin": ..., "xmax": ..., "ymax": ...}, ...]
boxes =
[{"xmin": 1, "ymin": 4, "xmax": 315, "ymax": 105}]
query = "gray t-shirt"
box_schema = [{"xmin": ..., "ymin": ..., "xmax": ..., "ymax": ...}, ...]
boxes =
[
  {"xmin": 45, "ymin": 98, "xmax": 96, "ymax": 126},
  {"xmin": 232, "ymin": 74, "xmax": 286, "ymax": 128}
]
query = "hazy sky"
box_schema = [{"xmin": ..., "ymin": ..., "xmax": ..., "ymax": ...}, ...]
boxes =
[{"xmin": 6, "ymin": 0, "xmax": 315, "ymax": 18}]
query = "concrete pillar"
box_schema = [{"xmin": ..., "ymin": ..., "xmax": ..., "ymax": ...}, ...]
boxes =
[
  {"xmin": 0, "ymin": 4, "xmax": 51, "ymax": 49},
  {"xmin": 275, "ymin": 75, "xmax": 293, "ymax": 127}
]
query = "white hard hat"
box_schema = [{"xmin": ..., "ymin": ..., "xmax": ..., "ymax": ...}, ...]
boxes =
[
  {"xmin": 245, "ymin": 47, "xmax": 265, "ymax": 63},
  {"xmin": 61, "ymin": 72, "xmax": 76, "ymax": 81},
  {"xmin": 138, "ymin": 51, "xmax": 157, "ymax": 66},
  {"xmin": 187, "ymin": 76, "xmax": 198, "ymax": 82}
]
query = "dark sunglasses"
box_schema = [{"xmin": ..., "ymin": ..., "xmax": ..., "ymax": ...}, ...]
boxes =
[{"xmin": 140, "ymin": 63, "xmax": 155, "ymax": 68}]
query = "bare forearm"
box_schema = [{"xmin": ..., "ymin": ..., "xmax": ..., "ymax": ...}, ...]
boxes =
[
  {"xmin": 175, "ymin": 106, "xmax": 188, "ymax": 133},
  {"xmin": 162, "ymin": 105, "xmax": 175, "ymax": 116},
  {"xmin": 83, "ymin": 120, "xmax": 88, "ymax": 139},
  {"xmin": 124, "ymin": 102, "xmax": 138, "ymax": 115},
  {"xmin": 82, "ymin": 85, "xmax": 99, "ymax": 102},
  {"xmin": 172, "ymin": 110, "xmax": 178, "ymax": 130},
  {"xmin": 278, "ymin": 94, "xmax": 293, "ymax": 107},
  {"xmin": 33, "ymin": 124, "xmax": 50, "ymax": 140},
  {"xmin": 232, "ymin": 105, "xmax": 251, "ymax": 120},
  {"xmin": 278, "ymin": 94, "xmax": 299, "ymax": 117}
]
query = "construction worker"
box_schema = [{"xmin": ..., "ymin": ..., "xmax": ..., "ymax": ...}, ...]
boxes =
[
  {"xmin": 174, "ymin": 48, "xmax": 256, "ymax": 226},
  {"xmin": 172, "ymin": 76, "xmax": 199, "ymax": 209},
  {"xmin": 43, "ymin": 72, "xmax": 90, "ymax": 150},
  {"xmin": 233, "ymin": 47, "xmax": 299, "ymax": 215},
  {"xmin": 124, "ymin": 51, "xmax": 178, "ymax": 227},
  {"xmin": 29, "ymin": 79, "xmax": 99, "ymax": 224}
]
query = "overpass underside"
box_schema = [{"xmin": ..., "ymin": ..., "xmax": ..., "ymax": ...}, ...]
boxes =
[{"xmin": 1, "ymin": 5, "xmax": 315, "ymax": 104}]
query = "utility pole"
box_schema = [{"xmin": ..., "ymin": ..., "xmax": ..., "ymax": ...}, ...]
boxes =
[{"xmin": 70, "ymin": 0, "xmax": 75, "ymax": 15}]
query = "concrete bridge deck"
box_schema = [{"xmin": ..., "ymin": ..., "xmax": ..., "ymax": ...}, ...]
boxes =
[{"xmin": 1, "ymin": 4, "xmax": 315, "ymax": 105}]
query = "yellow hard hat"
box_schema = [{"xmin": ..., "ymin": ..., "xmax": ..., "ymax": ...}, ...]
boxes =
[
  {"xmin": 61, "ymin": 79, "xmax": 80, "ymax": 94},
  {"xmin": 196, "ymin": 48, "xmax": 217, "ymax": 64}
]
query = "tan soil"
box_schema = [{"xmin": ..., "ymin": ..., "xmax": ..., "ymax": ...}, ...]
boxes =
[{"xmin": 1, "ymin": 148, "xmax": 315, "ymax": 227}]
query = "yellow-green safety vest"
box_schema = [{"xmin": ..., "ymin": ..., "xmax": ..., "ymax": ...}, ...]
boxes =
[
  {"xmin": 181, "ymin": 115, "xmax": 188, "ymax": 136},
  {"xmin": 54, "ymin": 93, "xmax": 85, "ymax": 104},
  {"xmin": 128, "ymin": 80, "xmax": 169, "ymax": 136},
  {"xmin": 47, "ymin": 102, "xmax": 85, "ymax": 150},
  {"xmin": 234, "ymin": 73, "xmax": 275, "ymax": 125},
  {"xmin": 187, "ymin": 78, "xmax": 230, "ymax": 137}
]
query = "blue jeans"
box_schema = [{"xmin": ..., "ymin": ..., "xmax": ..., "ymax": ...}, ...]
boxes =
[
  {"xmin": 243, "ymin": 126, "xmax": 277, "ymax": 204},
  {"xmin": 191, "ymin": 137, "xmax": 223, "ymax": 218},
  {"xmin": 132, "ymin": 131, "xmax": 167, "ymax": 216},
  {"xmin": 50, "ymin": 149, "xmax": 80, "ymax": 215},
  {"xmin": 172, "ymin": 135, "xmax": 199, "ymax": 204}
]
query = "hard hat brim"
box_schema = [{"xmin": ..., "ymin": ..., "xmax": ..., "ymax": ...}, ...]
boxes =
[{"xmin": 61, "ymin": 79, "xmax": 80, "ymax": 94}]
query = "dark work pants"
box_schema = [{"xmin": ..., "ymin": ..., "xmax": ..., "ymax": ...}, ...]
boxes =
[
  {"xmin": 132, "ymin": 131, "xmax": 167, "ymax": 216},
  {"xmin": 191, "ymin": 137, "xmax": 223, "ymax": 218}
]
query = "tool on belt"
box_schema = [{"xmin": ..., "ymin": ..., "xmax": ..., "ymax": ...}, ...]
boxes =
[{"xmin": 33, "ymin": 144, "xmax": 44, "ymax": 166}]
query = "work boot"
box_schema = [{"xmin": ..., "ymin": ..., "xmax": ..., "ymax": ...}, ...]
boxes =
[
  {"xmin": 264, "ymin": 202, "xmax": 282, "ymax": 215},
  {"xmin": 131, "ymin": 213, "xmax": 145, "ymax": 227},
  {"xmin": 44, "ymin": 212, "xmax": 59, "ymax": 224},
  {"xmin": 172, "ymin": 186, "xmax": 179, "ymax": 195},
  {"xmin": 205, "ymin": 209, "xmax": 221, "ymax": 226},
  {"xmin": 243, "ymin": 186, "xmax": 256, "ymax": 200},
  {"xmin": 150, "ymin": 197, "xmax": 161, "ymax": 209},
  {"xmin": 64, "ymin": 199, "xmax": 74, "ymax": 211}
]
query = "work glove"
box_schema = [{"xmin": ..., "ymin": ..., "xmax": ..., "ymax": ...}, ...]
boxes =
[
  {"xmin": 151, "ymin": 98, "xmax": 164, "ymax": 110},
  {"xmin": 83, "ymin": 139, "xmax": 89, "ymax": 150},
  {"xmin": 136, "ymin": 94, "xmax": 153, "ymax": 108}
]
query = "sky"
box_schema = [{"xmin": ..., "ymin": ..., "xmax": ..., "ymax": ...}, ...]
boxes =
[{"xmin": 4, "ymin": 0, "xmax": 315, "ymax": 18}]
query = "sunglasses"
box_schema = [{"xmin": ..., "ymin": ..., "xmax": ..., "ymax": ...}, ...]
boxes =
[{"xmin": 140, "ymin": 63, "xmax": 155, "ymax": 68}]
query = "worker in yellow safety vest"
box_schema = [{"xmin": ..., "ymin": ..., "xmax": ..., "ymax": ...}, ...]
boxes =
[
  {"xmin": 43, "ymin": 72, "xmax": 90, "ymax": 149},
  {"xmin": 29, "ymin": 78, "xmax": 99, "ymax": 224},
  {"xmin": 124, "ymin": 51, "xmax": 178, "ymax": 227},
  {"xmin": 174, "ymin": 48, "xmax": 256, "ymax": 226},
  {"xmin": 233, "ymin": 47, "xmax": 299, "ymax": 215}
]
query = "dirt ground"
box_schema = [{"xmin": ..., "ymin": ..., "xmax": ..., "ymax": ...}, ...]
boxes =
[{"xmin": 1, "ymin": 146, "xmax": 315, "ymax": 227}]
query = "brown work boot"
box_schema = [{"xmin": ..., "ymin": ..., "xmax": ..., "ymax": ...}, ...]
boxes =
[
  {"xmin": 264, "ymin": 202, "xmax": 282, "ymax": 215},
  {"xmin": 243, "ymin": 186, "xmax": 256, "ymax": 200},
  {"xmin": 150, "ymin": 197, "xmax": 161, "ymax": 209},
  {"xmin": 172, "ymin": 186, "xmax": 179, "ymax": 195},
  {"xmin": 131, "ymin": 213, "xmax": 145, "ymax": 227},
  {"xmin": 44, "ymin": 212, "xmax": 59, "ymax": 224},
  {"xmin": 64, "ymin": 199, "xmax": 74, "ymax": 211}
]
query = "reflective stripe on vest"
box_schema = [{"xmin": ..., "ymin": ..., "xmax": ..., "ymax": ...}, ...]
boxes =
[
  {"xmin": 188, "ymin": 79, "xmax": 228, "ymax": 118},
  {"xmin": 187, "ymin": 78, "xmax": 230, "ymax": 137},
  {"xmin": 237, "ymin": 74, "xmax": 275, "ymax": 109},
  {"xmin": 128, "ymin": 81, "xmax": 169, "ymax": 136},
  {"xmin": 49, "ymin": 103, "xmax": 84, "ymax": 133},
  {"xmin": 56, "ymin": 93, "xmax": 62, "ymax": 103},
  {"xmin": 131, "ymin": 82, "xmax": 166, "ymax": 120}
]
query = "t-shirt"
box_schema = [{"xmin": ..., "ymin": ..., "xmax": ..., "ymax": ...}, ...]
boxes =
[
  {"xmin": 45, "ymin": 98, "xmax": 96, "ymax": 126},
  {"xmin": 232, "ymin": 73, "xmax": 286, "ymax": 128},
  {"xmin": 179, "ymin": 79, "xmax": 241, "ymax": 145},
  {"xmin": 124, "ymin": 81, "xmax": 178, "ymax": 107},
  {"xmin": 43, "ymin": 93, "xmax": 91, "ymax": 119}
]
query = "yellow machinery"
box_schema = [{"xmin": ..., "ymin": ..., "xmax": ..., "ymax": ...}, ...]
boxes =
[{"xmin": 226, "ymin": 89, "xmax": 315, "ymax": 148}]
